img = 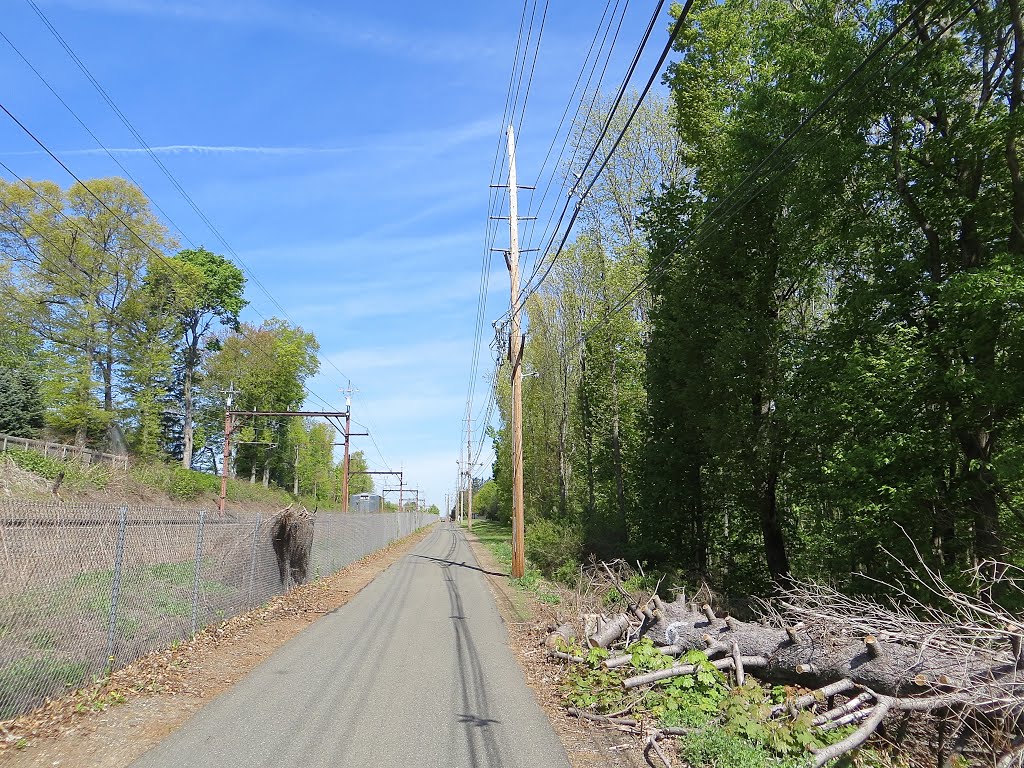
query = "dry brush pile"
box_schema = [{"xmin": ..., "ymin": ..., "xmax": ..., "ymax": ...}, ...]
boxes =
[{"xmin": 544, "ymin": 560, "xmax": 1024, "ymax": 768}]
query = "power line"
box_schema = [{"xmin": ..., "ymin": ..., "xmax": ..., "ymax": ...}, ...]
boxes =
[
  {"xmin": 22, "ymin": 0, "xmax": 355, "ymax": 390},
  {"xmin": 520, "ymin": 0, "xmax": 626, "ymax": 262},
  {"xmin": 496, "ymin": 0, "xmax": 683, "ymax": 329},
  {"xmin": 0, "ymin": 102, "xmax": 365, "ymax": 446},
  {"xmin": 518, "ymin": 0, "xmax": 631, "ymax": 288},
  {"xmin": 8, "ymin": 3, "xmax": 408, "ymax": 465},
  {"xmin": 0, "ymin": 29, "xmax": 197, "ymax": 251},
  {"xmin": 465, "ymin": 0, "xmax": 556, "ymax": 443},
  {"xmin": 464, "ymin": 0, "xmax": 634, "ymax": 457},
  {"xmin": 568, "ymin": 0, "xmax": 951, "ymax": 355}
]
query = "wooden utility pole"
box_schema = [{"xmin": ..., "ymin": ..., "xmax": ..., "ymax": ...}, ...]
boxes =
[
  {"xmin": 466, "ymin": 415, "xmax": 473, "ymax": 530},
  {"xmin": 218, "ymin": 386, "xmax": 236, "ymax": 516},
  {"xmin": 456, "ymin": 459, "xmax": 463, "ymax": 523},
  {"xmin": 507, "ymin": 123, "xmax": 526, "ymax": 579}
]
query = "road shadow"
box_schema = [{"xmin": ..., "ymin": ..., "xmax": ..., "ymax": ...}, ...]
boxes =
[{"xmin": 413, "ymin": 553, "xmax": 508, "ymax": 578}]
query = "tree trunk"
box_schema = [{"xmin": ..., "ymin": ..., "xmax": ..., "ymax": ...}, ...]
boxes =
[
  {"xmin": 610, "ymin": 353, "xmax": 628, "ymax": 544},
  {"xmin": 579, "ymin": 350, "xmax": 597, "ymax": 524},
  {"xmin": 688, "ymin": 457, "xmax": 709, "ymax": 578},
  {"xmin": 558, "ymin": 364, "xmax": 570, "ymax": 518},
  {"xmin": 102, "ymin": 348, "xmax": 114, "ymax": 413},
  {"xmin": 758, "ymin": 470, "xmax": 791, "ymax": 585},
  {"xmin": 262, "ymin": 459, "xmax": 270, "ymax": 488},
  {"xmin": 648, "ymin": 598, "xmax": 1023, "ymax": 705},
  {"xmin": 181, "ymin": 366, "xmax": 194, "ymax": 469}
]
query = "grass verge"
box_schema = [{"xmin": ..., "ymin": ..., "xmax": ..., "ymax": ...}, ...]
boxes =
[{"xmin": 461, "ymin": 519, "xmax": 561, "ymax": 605}]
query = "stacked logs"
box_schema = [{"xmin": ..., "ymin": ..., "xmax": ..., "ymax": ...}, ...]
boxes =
[{"xmin": 545, "ymin": 565, "xmax": 1024, "ymax": 768}]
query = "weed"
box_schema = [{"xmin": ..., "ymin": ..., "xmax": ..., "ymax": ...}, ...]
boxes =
[
  {"xmin": 2, "ymin": 448, "xmax": 108, "ymax": 489},
  {"xmin": 27, "ymin": 629, "xmax": 58, "ymax": 650},
  {"xmin": 678, "ymin": 729, "xmax": 779, "ymax": 768},
  {"xmin": 0, "ymin": 658, "xmax": 89, "ymax": 719}
]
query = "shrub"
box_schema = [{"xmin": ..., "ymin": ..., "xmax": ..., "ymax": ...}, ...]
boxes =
[
  {"xmin": 2, "ymin": 448, "xmax": 109, "ymax": 489},
  {"xmin": 525, "ymin": 517, "xmax": 582, "ymax": 577},
  {"xmin": 678, "ymin": 730, "xmax": 776, "ymax": 768}
]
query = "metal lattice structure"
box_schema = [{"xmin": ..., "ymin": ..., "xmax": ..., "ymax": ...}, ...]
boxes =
[{"xmin": 0, "ymin": 501, "xmax": 433, "ymax": 720}]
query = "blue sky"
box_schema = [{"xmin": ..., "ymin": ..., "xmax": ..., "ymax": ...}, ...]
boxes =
[{"xmin": 0, "ymin": 0, "xmax": 673, "ymax": 508}]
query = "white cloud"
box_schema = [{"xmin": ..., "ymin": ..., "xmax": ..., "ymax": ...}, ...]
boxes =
[
  {"xmin": 65, "ymin": 145, "xmax": 357, "ymax": 157},
  {"xmin": 41, "ymin": 0, "xmax": 502, "ymax": 62}
]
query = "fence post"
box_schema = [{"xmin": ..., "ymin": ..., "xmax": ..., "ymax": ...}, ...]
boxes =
[
  {"xmin": 248, "ymin": 514, "xmax": 261, "ymax": 607},
  {"xmin": 190, "ymin": 510, "xmax": 206, "ymax": 636},
  {"xmin": 106, "ymin": 505, "xmax": 128, "ymax": 666}
]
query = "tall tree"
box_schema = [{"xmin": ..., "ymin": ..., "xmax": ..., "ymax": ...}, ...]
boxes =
[
  {"xmin": 146, "ymin": 247, "xmax": 245, "ymax": 468},
  {"xmin": 203, "ymin": 319, "xmax": 319, "ymax": 488},
  {"xmin": 0, "ymin": 177, "xmax": 170, "ymax": 446}
]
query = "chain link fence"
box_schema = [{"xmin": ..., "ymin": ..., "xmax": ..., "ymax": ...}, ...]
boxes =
[{"xmin": 0, "ymin": 501, "xmax": 434, "ymax": 720}]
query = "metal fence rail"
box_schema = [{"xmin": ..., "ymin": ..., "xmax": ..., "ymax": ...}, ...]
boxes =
[
  {"xmin": 0, "ymin": 433, "xmax": 129, "ymax": 470},
  {"xmin": 0, "ymin": 501, "xmax": 434, "ymax": 720}
]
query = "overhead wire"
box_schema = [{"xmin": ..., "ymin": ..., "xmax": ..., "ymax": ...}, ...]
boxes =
[
  {"xmin": 510, "ymin": 0, "xmax": 689, "ymax": 315},
  {"xmin": 465, "ymin": 0, "xmax": 645, "ymax": 467},
  {"xmin": 22, "ymin": 0, "xmax": 360, "ymax": 396},
  {"xmin": 464, "ymin": 0, "xmax": 550, "ymax": 458},
  {"xmin": 10, "ymin": 2, "xmax": 419, "ymax": 471},
  {"xmin": 0, "ymin": 101, "xmax": 388, "ymax": 465},
  {"xmin": 493, "ymin": 0, "xmax": 679, "ymax": 332},
  {"xmin": 520, "ymin": 0, "xmax": 627, "ymax": 264},
  {"xmin": 0, "ymin": 29, "xmax": 197, "ymax": 252},
  {"xmin": 567, "ymin": 0, "xmax": 958, "ymax": 355}
]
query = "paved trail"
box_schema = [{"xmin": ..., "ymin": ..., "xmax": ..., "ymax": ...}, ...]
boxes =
[{"xmin": 131, "ymin": 523, "xmax": 570, "ymax": 768}]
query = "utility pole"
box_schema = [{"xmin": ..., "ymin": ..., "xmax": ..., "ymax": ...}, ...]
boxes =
[
  {"xmin": 341, "ymin": 384, "xmax": 356, "ymax": 513},
  {"xmin": 456, "ymin": 459, "xmax": 463, "ymax": 523},
  {"xmin": 218, "ymin": 384, "xmax": 238, "ymax": 516},
  {"xmin": 507, "ymin": 123, "xmax": 526, "ymax": 578},
  {"xmin": 466, "ymin": 415, "xmax": 474, "ymax": 530}
]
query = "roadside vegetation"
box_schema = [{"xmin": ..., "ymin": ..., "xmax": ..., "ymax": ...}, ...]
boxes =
[
  {"xmin": 482, "ymin": 0, "xmax": 1024, "ymax": 611},
  {"xmin": 0, "ymin": 193, "xmax": 375, "ymax": 504}
]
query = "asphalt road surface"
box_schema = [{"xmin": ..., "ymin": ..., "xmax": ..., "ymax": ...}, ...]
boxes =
[{"xmin": 131, "ymin": 523, "xmax": 570, "ymax": 768}]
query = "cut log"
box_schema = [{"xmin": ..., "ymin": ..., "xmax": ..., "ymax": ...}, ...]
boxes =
[
  {"xmin": 588, "ymin": 614, "xmax": 630, "ymax": 648},
  {"xmin": 647, "ymin": 596, "xmax": 1022, "ymax": 703},
  {"xmin": 545, "ymin": 622, "xmax": 576, "ymax": 650}
]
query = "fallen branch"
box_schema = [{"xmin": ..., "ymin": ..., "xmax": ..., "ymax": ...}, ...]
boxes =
[
  {"xmin": 645, "ymin": 730, "xmax": 674, "ymax": 768},
  {"xmin": 548, "ymin": 650, "xmax": 585, "ymax": 664},
  {"xmin": 566, "ymin": 707, "xmax": 637, "ymax": 729},
  {"xmin": 810, "ymin": 699, "xmax": 891, "ymax": 768}
]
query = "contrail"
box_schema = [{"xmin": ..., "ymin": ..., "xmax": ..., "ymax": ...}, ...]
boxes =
[{"xmin": 1, "ymin": 144, "xmax": 356, "ymax": 157}]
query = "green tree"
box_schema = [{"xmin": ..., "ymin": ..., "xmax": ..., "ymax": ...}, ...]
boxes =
[
  {"xmin": 203, "ymin": 319, "xmax": 320, "ymax": 487},
  {"xmin": 146, "ymin": 247, "xmax": 246, "ymax": 468},
  {"xmin": 0, "ymin": 177, "xmax": 171, "ymax": 446},
  {"xmin": 0, "ymin": 368, "xmax": 44, "ymax": 437}
]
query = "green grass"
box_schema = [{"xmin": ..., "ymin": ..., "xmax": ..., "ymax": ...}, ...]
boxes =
[
  {"xmin": 2, "ymin": 448, "xmax": 110, "ymax": 490},
  {"xmin": 4, "ymin": 441, "xmax": 348, "ymax": 511},
  {"xmin": 30, "ymin": 560, "xmax": 237, "ymax": 624},
  {"xmin": 463, "ymin": 519, "xmax": 561, "ymax": 605},
  {"xmin": 0, "ymin": 657, "xmax": 89, "ymax": 719}
]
